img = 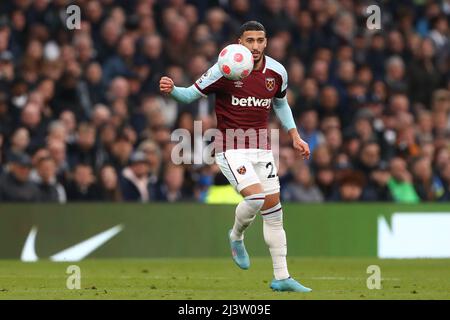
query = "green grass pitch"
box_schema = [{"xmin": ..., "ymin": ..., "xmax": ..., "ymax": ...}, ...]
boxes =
[{"xmin": 0, "ymin": 258, "xmax": 449, "ymax": 299}]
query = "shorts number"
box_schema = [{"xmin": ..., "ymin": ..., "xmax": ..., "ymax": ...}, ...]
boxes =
[{"xmin": 266, "ymin": 162, "xmax": 276, "ymax": 178}]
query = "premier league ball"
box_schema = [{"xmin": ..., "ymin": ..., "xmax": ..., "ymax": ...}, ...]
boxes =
[{"xmin": 217, "ymin": 44, "xmax": 254, "ymax": 81}]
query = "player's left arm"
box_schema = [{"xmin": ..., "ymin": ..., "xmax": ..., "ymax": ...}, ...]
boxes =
[
  {"xmin": 272, "ymin": 66, "xmax": 310, "ymax": 160},
  {"xmin": 273, "ymin": 96, "xmax": 310, "ymax": 160}
]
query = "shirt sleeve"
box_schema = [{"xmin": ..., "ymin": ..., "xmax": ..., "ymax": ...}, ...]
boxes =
[
  {"xmin": 194, "ymin": 63, "xmax": 224, "ymax": 95},
  {"xmin": 273, "ymin": 96, "xmax": 296, "ymax": 131},
  {"xmin": 170, "ymin": 85, "xmax": 203, "ymax": 103},
  {"xmin": 275, "ymin": 65, "xmax": 288, "ymax": 99}
]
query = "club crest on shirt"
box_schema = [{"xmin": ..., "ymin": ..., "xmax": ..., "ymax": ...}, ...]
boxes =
[
  {"xmin": 234, "ymin": 80, "xmax": 243, "ymax": 88},
  {"xmin": 237, "ymin": 165, "xmax": 247, "ymax": 175},
  {"xmin": 265, "ymin": 77, "xmax": 275, "ymax": 91}
]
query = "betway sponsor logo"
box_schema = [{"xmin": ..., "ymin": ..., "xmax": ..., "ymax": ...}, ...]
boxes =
[{"xmin": 231, "ymin": 95, "xmax": 271, "ymax": 108}]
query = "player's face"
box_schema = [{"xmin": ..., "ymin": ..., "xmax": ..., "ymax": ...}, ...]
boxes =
[{"xmin": 239, "ymin": 30, "xmax": 267, "ymax": 63}]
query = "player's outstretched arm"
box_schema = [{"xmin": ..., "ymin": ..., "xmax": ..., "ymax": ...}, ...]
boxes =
[
  {"xmin": 159, "ymin": 76, "xmax": 203, "ymax": 104},
  {"xmin": 273, "ymin": 96, "xmax": 310, "ymax": 160}
]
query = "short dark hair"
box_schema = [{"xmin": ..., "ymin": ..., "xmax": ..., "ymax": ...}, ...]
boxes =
[
  {"xmin": 37, "ymin": 155, "xmax": 55, "ymax": 167},
  {"xmin": 239, "ymin": 21, "xmax": 266, "ymax": 37}
]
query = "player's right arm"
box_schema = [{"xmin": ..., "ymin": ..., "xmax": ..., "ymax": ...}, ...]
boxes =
[
  {"xmin": 159, "ymin": 63, "xmax": 223, "ymax": 103},
  {"xmin": 159, "ymin": 77, "xmax": 203, "ymax": 103}
]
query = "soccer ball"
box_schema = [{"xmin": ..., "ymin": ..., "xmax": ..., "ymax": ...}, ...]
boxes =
[{"xmin": 217, "ymin": 44, "xmax": 254, "ymax": 80}]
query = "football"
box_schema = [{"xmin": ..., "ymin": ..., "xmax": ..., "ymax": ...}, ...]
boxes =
[{"xmin": 217, "ymin": 44, "xmax": 254, "ymax": 80}]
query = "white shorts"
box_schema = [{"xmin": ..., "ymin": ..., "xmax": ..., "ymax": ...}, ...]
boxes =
[{"xmin": 215, "ymin": 149, "xmax": 280, "ymax": 195}]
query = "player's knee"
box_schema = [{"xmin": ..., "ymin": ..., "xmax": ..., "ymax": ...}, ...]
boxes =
[
  {"xmin": 262, "ymin": 194, "xmax": 280, "ymax": 211},
  {"xmin": 261, "ymin": 202, "xmax": 283, "ymax": 222},
  {"xmin": 243, "ymin": 193, "xmax": 265, "ymax": 212}
]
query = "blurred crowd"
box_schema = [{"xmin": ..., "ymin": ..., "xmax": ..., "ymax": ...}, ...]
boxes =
[{"xmin": 0, "ymin": 0, "xmax": 449, "ymax": 203}]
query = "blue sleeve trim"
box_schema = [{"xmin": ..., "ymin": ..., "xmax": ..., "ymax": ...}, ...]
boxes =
[
  {"xmin": 170, "ymin": 85, "xmax": 203, "ymax": 103},
  {"xmin": 273, "ymin": 96, "xmax": 296, "ymax": 131}
]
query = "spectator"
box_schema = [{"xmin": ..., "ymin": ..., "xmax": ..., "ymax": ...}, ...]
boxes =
[
  {"xmin": 310, "ymin": 59, "xmax": 330, "ymax": 87},
  {"xmin": 73, "ymin": 33, "xmax": 95, "ymax": 69},
  {"xmin": 363, "ymin": 161, "xmax": 393, "ymax": 201},
  {"xmin": 282, "ymin": 162, "xmax": 324, "ymax": 202},
  {"xmin": 386, "ymin": 30, "xmax": 407, "ymax": 60},
  {"xmin": 311, "ymin": 144, "xmax": 333, "ymax": 172},
  {"xmin": 331, "ymin": 11, "xmax": 356, "ymax": 48},
  {"xmin": 163, "ymin": 16, "xmax": 193, "ymax": 66},
  {"xmin": 205, "ymin": 7, "xmax": 233, "ymax": 46},
  {"xmin": 408, "ymin": 38, "xmax": 443, "ymax": 105},
  {"xmin": 96, "ymin": 18, "xmax": 122, "ymax": 63},
  {"xmin": 330, "ymin": 169, "xmax": 367, "ymax": 202},
  {"xmin": 33, "ymin": 156, "xmax": 66, "ymax": 203},
  {"xmin": 295, "ymin": 78, "xmax": 319, "ymax": 117},
  {"xmin": 67, "ymin": 122, "xmax": 98, "ymax": 170},
  {"xmin": 293, "ymin": 10, "xmax": 316, "ymax": 65},
  {"xmin": 102, "ymin": 34, "xmax": 136, "ymax": 85},
  {"xmin": 154, "ymin": 163, "xmax": 190, "ymax": 202},
  {"xmin": 258, "ymin": 0, "xmax": 292, "ymax": 37},
  {"xmin": 0, "ymin": 152, "xmax": 40, "ymax": 202},
  {"xmin": 416, "ymin": 110, "xmax": 434, "ymax": 144},
  {"xmin": 65, "ymin": 163, "xmax": 101, "ymax": 201},
  {"xmin": 411, "ymin": 156, "xmax": 443, "ymax": 201},
  {"xmin": 59, "ymin": 110, "xmax": 77, "ymax": 144},
  {"xmin": 138, "ymin": 140, "xmax": 162, "ymax": 186},
  {"xmin": 98, "ymin": 164, "xmax": 122, "ymax": 202},
  {"xmin": 82, "ymin": 62, "xmax": 105, "ymax": 108},
  {"xmin": 385, "ymin": 55, "xmax": 407, "ymax": 94},
  {"xmin": 323, "ymin": 127, "xmax": 343, "ymax": 156},
  {"xmin": 47, "ymin": 120, "xmax": 67, "ymax": 143},
  {"xmin": 19, "ymin": 102, "xmax": 47, "ymax": 153},
  {"xmin": 318, "ymin": 86, "xmax": 339, "ymax": 119},
  {"xmin": 47, "ymin": 138, "xmax": 68, "ymax": 183},
  {"xmin": 315, "ymin": 166, "xmax": 335, "ymax": 201},
  {"xmin": 438, "ymin": 161, "xmax": 450, "ymax": 201},
  {"xmin": 120, "ymin": 151, "xmax": 152, "ymax": 202},
  {"xmin": 353, "ymin": 110, "xmax": 377, "ymax": 143},
  {"xmin": 366, "ymin": 32, "xmax": 386, "ymax": 79},
  {"xmin": 139, "ymin": 34, "xmax": 165, "ymax": 92},
  {"xmin": 333, "ymin": 60, "xmax": 355, "ymax": 100},
  {"xmin": 0, "ymin": 132, "xmax": 3, "ymax": 174},
  {"xmin": 434, "ymin": 146, "xmax": 450, "ymax": 173},
  {"xmin": 266, "ymin": 36, "xmax": 288, "ymax": 65},
  {"xmin": 387, "ymin": 157, "xmax": 420, "ymax": 203},
  {"xmin": 297, "ymin": 108, "xmax": 323, "ymax": 154},
  {"xmin": 193, "ymin": 164, "xmax": 215, "ymax": 202},
  {"xmin": 0, "ymin": 92, "xmax": 12, "ymax": 139},
  {"xmin": 228, "ymin": 0, "xmax": 255, "ymax": 25},
  {"xmin": 286, "ymin": 58, "xmax": 305, "ymax": 103},
  {"xmin": 355, "ymin": 141, "xmax": 381, "ymax": 179},
  {"xmin": 428, "ymin": 14, "xmax": 449, "ymax": 71},
  {"xmin": 91, "ymin": 104, "xmax": 111, "ymax": 129},
  {"xmin": 7, "ymin": 127, "xmax": 30, "ymax": 159},
  {"xmin": 110, "ymin": 134, "xmax": 133, "ymax": 173},
  {"xmin": 0, "ymin": 50, "xmax": 15, "ymax": 83},
  {"xmin": 0, "ymin": 1, "xmax": 449, "ymax": 204}
]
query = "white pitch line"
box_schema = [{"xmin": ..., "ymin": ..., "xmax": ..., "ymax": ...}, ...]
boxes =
[{"xmin": 307, "ymin": 277, "xmax": 401, "ymax": 281}]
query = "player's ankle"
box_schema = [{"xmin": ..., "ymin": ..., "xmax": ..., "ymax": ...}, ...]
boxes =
[{"xmin": 230, "ymin": 230, "xmax": 244, "ymax": 241}]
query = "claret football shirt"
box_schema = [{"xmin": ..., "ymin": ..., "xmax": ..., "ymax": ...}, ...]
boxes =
[{"xmin": 193, "ymin": 55, "xmax": 288, "ymax": 152}]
